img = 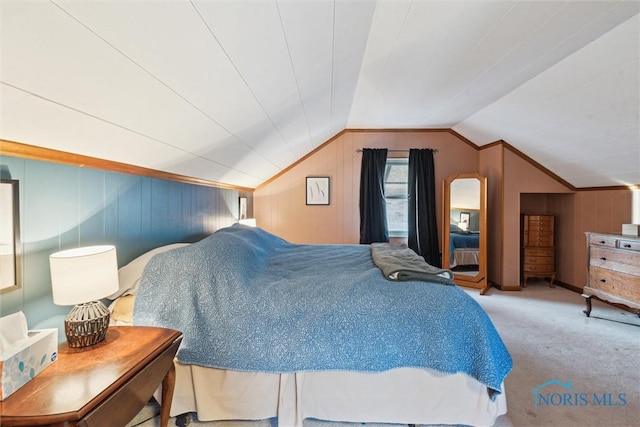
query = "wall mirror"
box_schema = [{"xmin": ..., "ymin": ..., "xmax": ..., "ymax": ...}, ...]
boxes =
[
  {"xmin": 442, "ymin": 173, "xmax": 488, "ymax": 294},
  {"xmin": 0, "ymin": 179, "xmax": 21, "ymax": 293}
]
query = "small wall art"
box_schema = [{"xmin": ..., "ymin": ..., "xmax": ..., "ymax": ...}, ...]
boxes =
[
  {"xmin": 459, "ymin": 211, "xmax": 470, "ymax": 229},
  {"xmin": 306, "ymin": 177, "xmax": 330, "ymax": 205},
  {"xmin": 239, "ymin": 197, "xmax": 248, "ymax": 220}
]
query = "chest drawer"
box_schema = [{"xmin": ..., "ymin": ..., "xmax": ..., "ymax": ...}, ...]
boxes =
[
  {"xmin": 589, "ymin": 246, "xmax": 640, "ymax": 276},
  {"xmin": 524, "ymin": 247, "xmax": 554, "ymax": 257},
  {"xmin": 523, "ymin": 262, "xmax": 555, "ymax": 273},
  {"xmin": 526, "ymin": 237, "xmax": 554, "ymax": 247},
  {"xmin": 528, "ymin": 229, "xmax": 553, "ymax": 238},
  {"xmin": 588, "ymin": 266, "xmax": 640, "ymax": 302},
  {"xmin": 527, "ymin": 215, "xmax": 554, "ymax": 224},
  {"xmin": 588, "ymin": 235, "xmax": 618, "ymax": 248},
  {"xmin": 618, "ymin": 239, "xmax": 640, "ymax": 251},
  {"xmin": 524, "ymin": 255, "xmax": 554, "ymax": 265}
]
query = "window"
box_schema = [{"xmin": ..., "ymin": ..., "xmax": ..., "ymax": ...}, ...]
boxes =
[{"xmin": 384, "ymin": 158, "xmax": 408, "ymax": 237}]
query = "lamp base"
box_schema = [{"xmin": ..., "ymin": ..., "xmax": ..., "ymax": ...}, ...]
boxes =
[{"xmin": 64, "ymin": 301, "xmax": 111, "ymax": 348}]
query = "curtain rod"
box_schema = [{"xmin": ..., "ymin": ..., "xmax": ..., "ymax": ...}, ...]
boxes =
[{"xmin": 355, "ymin": 148, "xmax": 438, "ymax": 153}]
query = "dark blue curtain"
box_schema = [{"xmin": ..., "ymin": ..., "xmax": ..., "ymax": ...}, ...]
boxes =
[
  {"xmin": 408, "ymin": 149, "xmax": 440, "ymax": 267},
  {"xmin": 359, "ymin": 148, "xmax": 389, "ymax": 244}
]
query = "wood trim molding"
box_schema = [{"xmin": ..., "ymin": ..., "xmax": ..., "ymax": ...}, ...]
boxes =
[
  {"xmin": 3, "ymin": 133, "xmax": 636, "ymax": 194},
  {"xmin": 481, "ymin": 139, "xmax": 640, "ymax": 191},
  {"xmin": 479, "ymin": 140, "xmax": 503, "ymax": 150},
  {"xmin": 445, "ymin": 128, "xmax": 478, "ymax": 149},
  {"xmin": 346, "ymin": 128, "xmax": 451, "ymax": 133},
  {"xmin": 0, "ymin": 139, "xmax": 253, "ymax": 192},
  {"xmin": 485, "ymin": 140, "xmax": 577, "ymax": 191},
  {"xmin": 577, "ymin": 184, "xmax": 639, "ymax": 191},
  {"xmin": 256, "ymin": 128, "xmax": 477, "ymax": 190},
  {"xmin": 345, "ymin": 128, "xmax": 478, "ymax": 148},
  {"xmin": 255, "ymin": 130, "xmax": 347, "ymax": 190},
  {"xmin": 258, "ymin": 129, "xmax": 637, "ymax": 192}
]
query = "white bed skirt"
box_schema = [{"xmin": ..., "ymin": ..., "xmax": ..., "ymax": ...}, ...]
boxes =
[
  {"xmin": 163, "ymin": 362, "xmax": 507, "ymax": 427},
  {"xmin": 451, "ymin": 248, "xmax": 480, "ymax": 268}
]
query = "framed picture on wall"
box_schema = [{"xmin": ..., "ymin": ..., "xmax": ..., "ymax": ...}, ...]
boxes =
[
  {"xmin": 306, "ymin": 177, "xmax": 330, "ymax": 205},
  {"xmin": 459, "ymin": 212, "xmax": 470, "ymax": 229},
  {"xmin": 0, "ymin": 179, "xmax": 21, "ymax": 293},
  {"xmin": 239, "ymin": 197, "xmax": 248, "ymax": 220}
]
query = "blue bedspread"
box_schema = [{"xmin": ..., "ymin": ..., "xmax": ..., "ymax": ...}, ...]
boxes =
[
  {"xmin": 134, "ymin": 225, "xmax": 511, "ymax": 396},
  {"xmin": 450, "ymin": 231, "xmax": 480, "ymax": 252}
]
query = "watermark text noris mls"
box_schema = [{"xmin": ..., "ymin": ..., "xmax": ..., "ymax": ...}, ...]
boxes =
[{"xmin": 531, "ymin": 379, "xmax": 627, "ymax": 409}]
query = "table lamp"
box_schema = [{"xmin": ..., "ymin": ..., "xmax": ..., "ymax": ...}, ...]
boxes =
[{"xmin": 50, "ymin": 245, "xmax": 119, "ymax": 348}]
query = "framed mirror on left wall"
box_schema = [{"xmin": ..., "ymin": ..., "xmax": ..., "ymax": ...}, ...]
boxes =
[{"xmin": 0, "ymin": 179, "xmax": 21, "ymax": 293}]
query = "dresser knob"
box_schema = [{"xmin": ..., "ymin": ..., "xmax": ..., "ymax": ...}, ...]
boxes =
[
  {"xmin": 600, "ymin": 257, "xmax": 606, "ymax": 261},
  {"xmin": 599, "ymin": 240, "xmax": 606, "ymax": 244},
  {"xmin": 623, "ymin": 244, "xmax": 631, "ymax": 248},
  {"xmin": 599, "ymin": 278, "xmax": 606, "ymax": 283}
]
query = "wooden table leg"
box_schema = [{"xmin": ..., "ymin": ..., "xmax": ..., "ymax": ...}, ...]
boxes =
[
  {"xmin": 160, "ymin": 363, "xmax": 176, "ymax": 427},
  {"xmin": 582, "ymin": 294, "xmax": 592, "ymax": 317}
]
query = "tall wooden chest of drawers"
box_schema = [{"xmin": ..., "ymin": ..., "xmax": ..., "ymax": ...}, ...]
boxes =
[
  {"xmin": 522, "ymin": 214, "xmax": 555, "ymax": 287},
  {"xmin": 583, "ymin": 232, "xmax": 640, "ymax": 317}
]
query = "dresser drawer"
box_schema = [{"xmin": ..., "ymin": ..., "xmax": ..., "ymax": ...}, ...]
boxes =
[
  {"xmin": 526, "ymin": 237, "xmax": 554, "ymax": 247},
  {"xmin": 527, "ymin": 215, "xmax": 554, "ymax": 224},
  {"xmin": 589, "ymin": 246, "xmax": 640, "ymax": 276},
  {"xmin": 523, "ymin": 263, "xmax": 555, "ymax": 273},
  {"xmin": 618, "ymin": 239, "xmax": 640, "ymax": 252},
  {"xmin": 588, "ymin": 235, "xmax": 618, "ymax": 248},
  {"xmin": 528, "ymin": 230, "xmax": 553, "ymax": 238},
  {"xmin": 523, "ymin": 256, "xmax": 554, "ymax": 266},
  {"xmin": 588, "ymin": 266, "xmax": 640, "ymax": 302},
  {"xmin": 524, "ymin": 247, "xmax": 554, "ymax": 257}
]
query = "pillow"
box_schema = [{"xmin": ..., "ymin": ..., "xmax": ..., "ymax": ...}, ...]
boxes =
[
  {"xmin": 109, "ymin": 294, "xmax": 136, "ymax": 324},
  {"xmin": 108, "ymin": 243, "xmax": 190, "ymax": 299},
  {"xmin": 450, "ymin": 223, "xmax": 464, "ymax": 233}
]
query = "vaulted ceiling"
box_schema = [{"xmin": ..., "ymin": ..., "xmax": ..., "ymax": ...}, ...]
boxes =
[{"xmin": 1, "ymin": 1, "xmax": 638, "ymax": 189}]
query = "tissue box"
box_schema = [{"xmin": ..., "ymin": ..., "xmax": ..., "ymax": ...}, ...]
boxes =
[
  {"xmin": 622, "ymin": 224, "xmax": 640, "ymax": 236},
  {"xmin": 0, "ymin": 328, "xmax": 58, "ymax": 400}
]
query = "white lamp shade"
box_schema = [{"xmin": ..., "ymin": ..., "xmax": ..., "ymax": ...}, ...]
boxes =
[{"xmin": 50, "ymin": 245, "xmax": 119, "ymax": 306}]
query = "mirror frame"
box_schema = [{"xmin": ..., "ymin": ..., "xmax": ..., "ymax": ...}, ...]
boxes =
[
  {"xmin": 442, "ymin": 173, "xmax": 489, "ymax": 294},
  {"xmin": 0, "ymin": 179, "xmax": 21, "ymax": 294}
]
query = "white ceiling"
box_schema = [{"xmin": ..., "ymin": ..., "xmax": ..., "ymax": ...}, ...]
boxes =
[{"xmin": 1, "ymin": 0, "xmax": 638, "ymax": 189}]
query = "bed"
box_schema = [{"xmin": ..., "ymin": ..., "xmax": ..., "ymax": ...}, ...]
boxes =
[
  {"xmin": 109, "ymin": 224, "xmax": 511, "ymax": 427},
  {"xmin": 449, "ymin": 224, "xmax": 480, "ymax": 268}
]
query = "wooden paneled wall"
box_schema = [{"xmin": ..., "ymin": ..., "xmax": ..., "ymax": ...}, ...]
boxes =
[
  {"xmin": 254, "ymin": 130, "xmax": 479, "ymax": 244},
  {"xmin": 0, "ymin": 154, "xmax": 239, "ymax": 331}
]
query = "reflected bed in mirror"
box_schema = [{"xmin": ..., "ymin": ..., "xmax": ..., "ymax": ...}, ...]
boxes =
[
  {"xmin": 442, "ymin": 174, "xmax": 489, "ymax": 294},
  {"xmin": 449, "ymin": 219, "xmax": 480, "ymax": 275},
  {"xmin": 0, "ymin": 179, "xmax": 21, "ymax": 293}
]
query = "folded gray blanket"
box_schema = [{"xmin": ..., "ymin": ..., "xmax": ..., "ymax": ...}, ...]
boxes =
[{"xmin": 371, "ymin": 243, "xmax": 454, "ymax": 285}]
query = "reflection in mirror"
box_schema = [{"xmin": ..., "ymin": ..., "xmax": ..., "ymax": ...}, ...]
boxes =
[
  {"xmin": 0, "ymin": 180, "xmax": 21, "ymax": 293},
  {"xmin": 449, "ymin": 178, "xmax": 480, "ymax": 276},
  {"xmin": 442, "ymin": 174, "xmax": 488, "ymax": 294}
]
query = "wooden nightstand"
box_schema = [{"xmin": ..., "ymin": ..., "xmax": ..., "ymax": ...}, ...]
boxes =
[{"xmin": 0, "ymin": 326, "xmax": 182, "ymax": 427}]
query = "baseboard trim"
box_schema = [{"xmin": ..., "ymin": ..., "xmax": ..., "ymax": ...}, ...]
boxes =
[
  {"xmin": 490, "ymin": 280, "xmax": 521, "ymax": 292},
  {"xmin": 554, "ymin": 280, "xmax": 582, "ymax": 293}
]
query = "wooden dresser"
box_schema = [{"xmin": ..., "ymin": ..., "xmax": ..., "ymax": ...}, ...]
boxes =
[
  {"xmin": 522, "ymin": 214, "xmax": 555, "ymax": 287},
  {"xmin": 583, "ymin": 232, "xmax": 640, "ymax": 317}
]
